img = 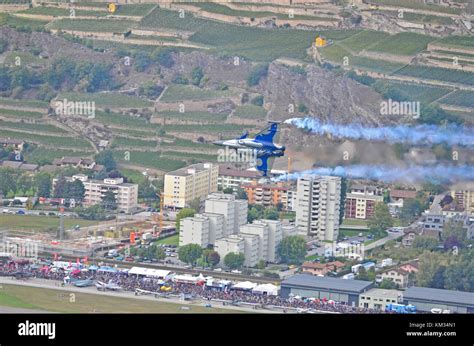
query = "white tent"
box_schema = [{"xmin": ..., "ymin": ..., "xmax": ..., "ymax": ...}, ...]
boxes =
[
  {"xmin": 232, "ymin": 281, "xmax": 258, "ymax": 291},
  {"xmin": 128, "ymin": 267, "xmax": 171, "ymax": 279},
  {"xmin": 252, "ymin": 283, "xmax": 279, "ymax": 296},
  {"xmin": 172, "ymin": 274, "xmax": 202, "ymax": 284}
]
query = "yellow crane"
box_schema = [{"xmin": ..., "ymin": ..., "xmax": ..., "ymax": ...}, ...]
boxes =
[{"xmin": 152, "ymin": 192, "xmax": 175, "ymax": 237}]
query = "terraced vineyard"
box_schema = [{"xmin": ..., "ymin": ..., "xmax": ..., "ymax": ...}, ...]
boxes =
[
  {"xmin": 111, "ymin": 136, "xmax": 157, "ymax": 149},
  {"xmin": 159, "ymin": 85, "xmax": 238, "ymax": 102},
  {"xmin": 368, "ymin": 33, "xmax": 435, "ymax": 56},
  {"xmin": 375, "ymin": 81, "xmax": 452, "ymax": 103},
  {"xmin": 0, "ymin": 120, "xmax": 67, "ymax": 134},
  {"xmin": 139, "ymin": 8, "xmax": 358, "ymax": 61},
  {"xmin": 0, "ymin": 108, "xmax": 44, "ymax": 119},
  {"xmin": 394, "ymin": 65, "xmax": 474, "ymax": 86},
  {"xmin": 156, "ymin": 111, "xmax": 229, "ymax": 122},
  {"xmin": 438, "ymin": 90, "xmax": 474, "ymax": 108},
  {"xmin": 24, "ymin": 148, "xmax": 95, "ymax": 165},
  {"xmin": 0, "ymin": 128, "xmax": 93, "ymax": 149},
  {"xmin": 57, "ymin": 92, "xmax": 153, "ymax": 109},
  {"xmin": 233, "ymin": 105, "xmax": 267, "ymax": 119},
  {"xmin": 112, "ymin": 150, "xmax": 186, "ymax": 171},
  {"xmin": 49, "ymin": 18, "xmax": 137, "ymax": 33}
]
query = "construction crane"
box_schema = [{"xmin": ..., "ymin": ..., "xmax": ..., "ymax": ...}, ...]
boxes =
[{"xmin": 152, "ymin": 192, "xmax": 176, "ymax": 237}]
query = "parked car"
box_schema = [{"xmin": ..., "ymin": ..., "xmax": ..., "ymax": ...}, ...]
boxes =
[{"xmin": 16, "ymin": 210, "xmax": 25, "ymax": 215}]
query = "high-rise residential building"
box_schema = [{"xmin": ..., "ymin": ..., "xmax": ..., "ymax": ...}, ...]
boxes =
[
  {"xmin": 345, "ymin": 185, "xmax": 384, "ymax": 220},
  {"xmin": 240, "ymin": 219, "xmax": 283, "ymax": 263},
  {"xmin": 179, "ymin": 214, "xmax": 210, "ymax": 248},
  {"xmin": 239, "ymin": 233, "xmax": 259, "ymax": 267},
  {"xmin": 202, "ymin": 212, "xmax": 225, "ymax": 244},
  {"xmin": 53, "ymin": 174, "xmax": 138, "ymax": 213},
  {"xmin": 260, "ymin": 219, "xmax": 283, "ymax": 263},
  {"xmin": 242, "ymin": 181, "xmax": 290, "ymax": 210},
  {"xmin": 205, "ymin": 193, "xmax": 248, "ymax": 236},
  {"xmin": 214, "ymin": 235, "xmax": 245, "ymax": 265},
  {"xmin": 163, "ymin": 163, "xmax": 218, "ymax": 208},
  {"xmin": 295, "ymin": 175, "xmax": 341, "ymax": 241}
]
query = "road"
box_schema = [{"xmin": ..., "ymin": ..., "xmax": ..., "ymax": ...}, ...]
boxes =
[{"xmin": 364, "ymin": 229, "xmax": 404, "ymax": 250}]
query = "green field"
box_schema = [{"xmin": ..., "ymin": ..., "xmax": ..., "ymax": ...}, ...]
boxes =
[
  {"xmin": 160, "ymin": 137, "xmax": 215, "ymax": 150},
  {"xmin": 156, "ymin": 111, "xmax": 229, "ymax": 122},
  {"xmin": 154, "ymin": 233, "xmax": 179, "ymax": 246},
  {"xmin": 339, "ymin": 30, "xmax": 389, "ymax": 53},
  {"xmin": 0, "ymin": 284, "xmax": 237, "ymax": 313},
  {"xmin": 368, "ymin": 32, "xmax": 435, "ymax": 56},
  {"xmin": 139, "ymin": 8, "xmax": 358, "ymax": 61},
  {"xmin": 438, "ymin": 90, "xmax": 474, "ymax": 108},
  {"xmin": 19, "ymin": 6, "xmax": 107, "ymax": 17},
  {"xmin": 436, "ymin": 35, "xmax": 474, "ymax": 50},
  {"xmin": 320, "ymin": 44, "xmax": 406, "ymax": 73},
  {"xmin": 0, "ymin": 128, "xmax": 93, "ymax": 149},
  {"xmin": 0, "ymin": 97, "xmax": 48, "ymax": 109},
  {"xmin": 0, "ymin": 108, "xmax": 44, "ymax": 119},
  {"xmin": 160, "ymin": 85, "xmax": 237, "ymax": 102},
  {"xmin": 0, "ymin": 120, "xmax": 67, "ymax": 134},
  {"xmin": 49, "ymin": 18, "xmax": 136, "ymax": 33},
  {"xmin": 57, "ymin": 92, "xmax": 153, "ymax": 108},
  {"xmin": 112, "ymin": 136, "xmax": 157, "ymax": 149},
  {"xmin": 367, "ymin": 0, "xmax": 461, "ymax": 14},
  {"xmin": 0, "ymin": 215, "xmax": 96, "ymax": 231},
  {"xmin": 94, "ymin": 111, "xmax": 151, "ymax": 129},
  {"xmin": 381, "ymin": 10, "xmax": 454, "ymax": 25},
  {"xmin": 161, "ymin": 150, "xmax": 217, "ymax": 161},
  {"xmin": 118, "ymin": 168, "xmax": 148, "ymax": 184},
  {"xmin": 113, "ymin": 150, "xmax": 186, "ymax": 171},
  {"xmin": 233, "ymin": 104, "xmax": 267, "ymax": 119},
  {"xmin": 394, "ymin": 65, "xmax": 474, "ymax": 86},
  {"xmin": 375, "ymin": 81, "xmax": 452, "ymax": 103},
  {"xmin": 2, "ymin": 13, "xmax": 49, "ymax": 30},
  {"xmin": 114, "ymin": 4, "xmax": 156, "ymax": 17},
  {"xmin": 163, "ymin": 124, "xmax": 252, "ymax": 133}
]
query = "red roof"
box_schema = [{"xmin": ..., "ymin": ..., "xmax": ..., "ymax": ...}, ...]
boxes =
[{"xmin": 390, "ymin": 189, "xmax": 417, "ymax": 199}]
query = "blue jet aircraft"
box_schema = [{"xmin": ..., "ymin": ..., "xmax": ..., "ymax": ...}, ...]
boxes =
[{"xmin": 213, "ymin": 121, "xmax": 285, "ymax": 177}]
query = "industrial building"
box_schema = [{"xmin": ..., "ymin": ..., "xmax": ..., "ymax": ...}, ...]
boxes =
[
  {"xmin": 359, "ymin": 288, "xmax": 403, "ymax": 311},
  {"xmin": 295, "ymin": 175, "xmax": 341, "ymax": 241},
  {"xmin": 280, "ymin": 274, "xmax": 373, "ymax": 305},
  {"xmin": 163, "ymin": 163, "xmax": 218, "ymax": 208},
  {"xmin": 403, "ymin": 287, "xmax": 474, "ymax": 313}
]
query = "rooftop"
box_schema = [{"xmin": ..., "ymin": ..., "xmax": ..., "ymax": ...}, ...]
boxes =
[
  {"xmin": 282, "ymin": 274, "xmax": 373, "ymax": 293},
  {"xmin": 391, "ymin": 189, "xmax": 417, "ymax": 199},
  {"xmin": 167, "ymin": 163, "xmax": 215, "ymax": 177},
  {"xmin": 404, "ymin": 287, "xmax": 474, "ymax": 307}
]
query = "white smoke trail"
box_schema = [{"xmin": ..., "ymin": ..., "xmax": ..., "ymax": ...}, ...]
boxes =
[
  {"xmin": 272, "ymin": 164, "xmax": 474, "ymax": 184},
  {"xmin": 285, "ymin": 117, "xmax": 474, "ymax": 146}
]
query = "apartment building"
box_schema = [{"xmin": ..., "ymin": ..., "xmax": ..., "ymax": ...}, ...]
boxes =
[
  {"xmin": 164, "ymin": 163, "xmax": 218, "ymax": 208},
  {"xmin": 451, "ymin": 183, "xmax": 474, "ymax": 213},
  {"xmin": 179, "ymin": 214, "xmax": 210, "ymax": 248},
  {"xmin": 204, "ymin": 193, "xmax": 248, "ymax": 236},
  {"xmin": 217, "ymin": 166, "xmax": 259, "ymax": 192},
  {"xmin": 344, "ymin": 185, "xmax": 384, "ymax": 220},
  {"xmin": 242, "ymin": 181, "xmax": 289, "ymax": 210},
  {"xmin": 239, "ymin": 233, "xmax": 259, "ymax": 267},
  {"xmin": 214, "ymin": 235, "xmax": 245, "ymax": 265},
  {"xmin": 295, "ymin": 175, "xmax": 341, "ymax": 241},
  {"xmin": 53, "ymin": 175, "xmax": 138, "ymax": 212},
  {"xmin": 239, "ymin": 219, "xmax": 282, "ymax": 263}
]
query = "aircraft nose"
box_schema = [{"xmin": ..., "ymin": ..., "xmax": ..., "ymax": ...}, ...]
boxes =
[{"xmin": 213, "ymin": 140, "xmax": 225, "ymax": 146}]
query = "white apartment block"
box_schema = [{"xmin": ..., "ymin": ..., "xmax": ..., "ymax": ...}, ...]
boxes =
[
  {"xmin": 239, "ymin": 233, "xmax": 259, "ymax": 267},
  {"xmin": 261, "ymin": 219, "xmax": 283, "ymax": 263},
  {"xmin": 205, "ymin": 193, "xmax": 248, "ymax": 236},
  {"xmin": 202, "ymin": 212, "xmax": 225, "ymax": 244},
  {"xmin": 282, "ymin": 224, "xmax": 297, "ymax": 238},
  {"xmin": 179, "ymin": 215, "xmax": 210, "ymax": 248},
  {"xmin": 53, "ymin": 174, "xmax": 138, "ymax": 213},
  {"xmin": 214, "ymin": 235, "xmax": 245, "ymax": 265},
  {"xmin": 295, "ymin": 175, "xmax": 341, "ymax": 241},
  {"xmin": 240, "ymin": 219, "xmax": 283, "ymax": 263},
  {"xmin": 164, "ymin": 163, "xmax": 218, "ymax": 208}
]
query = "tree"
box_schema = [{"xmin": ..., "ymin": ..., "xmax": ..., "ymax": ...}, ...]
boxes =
[
  {"xmin": 176, "ymin": 208, "xmax": 196, "ymax": 230},
  {"xmin": 357, "ymin": 267, "xmax": 369, "ymax": 281},
  {"xmin": 257, "ymin": 259, "xmax": 266, "ymax": 270},
  {"xmin": 442, "ymin": 220, "xmax": 467, "ymax": 249},
  {"xmin": 236, "ymin": 187, "xmax": 247, "ymax": 200},
  {"xmin": 247, "ymin": 64, "xmax": 268, "ymax": 86},
  {"xmin": 379, "ymin": 278, "xmax": 397, "ymax": 289},
  {"xmin": 224, "ymin": 252, "xmax": 245, "ymax": 270},
  {"xmin": 178, "ymin": 244, "xmax": 203, "ymax": 265},
  {"xmin": 400, "ymin": 199, "xmax": 425, "ymax": 224},
  {"xmin": 368, "ymin": 203, "xmax": 393, "ymax": 233},
  {"xmin": 0, "ymin": 169, "xmax": 16, "ymax": 196},
  {"xmin": 138, "ymin": 178, "xmax": 157, "ymax": 200},
  {"xmin": 222, "ymin": 187, "xmax": 234, "ymax": 194},
  {"xmin": 149, "ymin": 244, "xmax": 166, "ymax": 260},
  {"xmin": 339, "ymin": 177, "xmax": 347, "ymax": 225},
  {"xmin": 412, "ymin": 236, "xmax": 439, "ymax": 251},
  {"xmin": 188, "ymin": 198, "xmax": 201, "ymax": 212},
  {"xmin": 263, "ymin": 207, "xmax": 279, "ymax": 220},
  {"xmin": 53, "ymin": 176, "xmax": 67, "ymax": 198},
  {"xmin": 102, "ymin": 191, "xmax": 117, "ymax": 210},
  {"xmin": 152, "ymin": 48, "xmax": 175, "ymax": 68},
  {"xmin": 65, "ymin": 179, "xmax": 85, "ymax": 204},
  {"xmin": 277, "ymin": 236, "xmax": 307, "ymax": 264},
  {"xmin": 35, "ymin": 173, "xmax": 51, "ymax": 198},
  {"xmin": 94, "ymin": 150, "xmax": 116, "ymax": 172},
  {"xmin": 202, "ymin": 249, "xmax": 220, "ymax": 267},
  {"xmin": 416, "ymin": 252, "xmax": 448, "ymax": 289},
  {"xmin": 191, "ymin": 67, "xmax": 204, "ymax": 86}
]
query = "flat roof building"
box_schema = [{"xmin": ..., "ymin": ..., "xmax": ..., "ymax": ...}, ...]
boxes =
[
  {"xmin": 280, "ymin": 274, "xmax": 373, "ymax": 306},
  {"xmin": 403, "ymin": 287, "xmax": 474, "ymax": 314},
  {"xmin": 359, "ymin": 288, "xmax": 403, "ymax": 311}
]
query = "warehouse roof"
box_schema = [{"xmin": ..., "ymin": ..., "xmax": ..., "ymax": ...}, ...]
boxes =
[
  {"xmin": 282, "ymin": 274, "xmax": 373, "ymax": 293},
  {"xmin": 404, "ymin": 287, "xmax": 474, "ymax": 307}
]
